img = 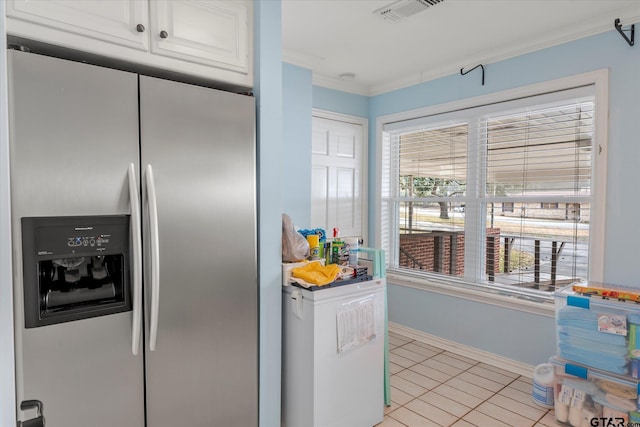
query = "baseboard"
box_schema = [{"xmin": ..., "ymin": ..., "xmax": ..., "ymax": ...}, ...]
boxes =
[{"xmin": 389, "ymin": 322, "xmax": 536, "ymax": 378}]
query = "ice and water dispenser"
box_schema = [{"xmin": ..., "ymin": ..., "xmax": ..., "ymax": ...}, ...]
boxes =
[{"xmin": 21, "ymin": 216, "xmax": 132, "ymax": 328}]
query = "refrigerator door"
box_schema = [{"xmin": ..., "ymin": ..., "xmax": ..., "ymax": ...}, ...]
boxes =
[
  {"xmin": 8, "ymin": 51, "xmax": 144, "ymax": 427},
  {"xmin": 139, "ymin": 76, "xmax": 258, "ymax": 427}
]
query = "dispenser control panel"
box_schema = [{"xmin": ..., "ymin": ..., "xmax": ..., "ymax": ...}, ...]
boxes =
[
  {"xmin": 30, "ymin": 219, "xmax": 126, "ymax": 257},
  {"xmin": 67, "ymin": 235, "xmax": 109, "ymax": 248}
]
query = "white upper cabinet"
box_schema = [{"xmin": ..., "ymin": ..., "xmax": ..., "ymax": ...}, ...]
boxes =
[
  {"xmin": 7, "ymin": 0, "xmax": 150, "ymax": 51},
  {"xmin": 6, "ymin": 0, "xmax": 253, "ymax": 88},
  {"xmin": 150, "ymin": 1, "xmax": 249, "ymax": 73}
]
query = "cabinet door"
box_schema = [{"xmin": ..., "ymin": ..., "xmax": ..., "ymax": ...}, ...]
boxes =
[
  {"xmin": 150, "ymin": 0, "xmax": 250, "ymax": 73},
  {"xmin": 7, "ymin": 0, "xmax": 149, "ymax": 51}
]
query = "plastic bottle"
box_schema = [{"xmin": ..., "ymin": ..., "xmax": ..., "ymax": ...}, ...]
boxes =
[
  {"xmin": 306, "ymin": 234, "xmax": 320, "ymax": 259},
  {"xmin": 344, "ymin": 237, "xmax": 359, "ymax": 266},
  {"xmin": 331, "ymin": 228, "xmax": 343, "ymax": 265},
  {"xmin": 323, "ymin": 242, "xmax": 332, "ymax": 265}
]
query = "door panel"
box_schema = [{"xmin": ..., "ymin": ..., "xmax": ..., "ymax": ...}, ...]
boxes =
[
  {"xmin": 139, "ymin": 76, "xmax": 258, "ymax": 427},
  {"xmin": 311, "ymin": 116, "xmax": 364, "ymax": 239},
  {"xmin": 8, "ymin": 51, "xmax": 143, "ymax": 427},
  {"xmin": 311, "ymin": 166, "xmax": 329, "ymax": 230},
  {"xmin": 312, "ymin": 128, "xmax": 329, "ymax": 155},
  {"xmin": 336, "ymin": 167, "xmax": 357, "ymax": 232},
  {"xmin": 336, "ymin": 133, "xmax": 356, "ymax": 158}
]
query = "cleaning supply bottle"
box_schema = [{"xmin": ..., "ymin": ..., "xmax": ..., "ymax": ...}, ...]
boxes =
[
  {"xmin": 331, "ymin": 228, "xmax": 344, "ymax": 265},
  {"xmin": 306, "ymin": 234, "xmax": 320, "ymax": 259},
  {"xmin": 344, "ymin": 237, "xmax": 359, "ymax": 266},
  {"xmin": 324, "ymin": 242, "xmax": 332, "ymax": 265}
]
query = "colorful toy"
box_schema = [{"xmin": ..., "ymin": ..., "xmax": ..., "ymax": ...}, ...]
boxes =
[{"xmin": 573, "ymin": 284, "xmax": 640, "ymax": 303}]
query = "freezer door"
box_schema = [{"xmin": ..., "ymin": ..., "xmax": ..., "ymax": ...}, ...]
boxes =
[
  {"xmin": 139, "ymin": 76, "xmax": 258, "ymax": 427},
  {"xmin": 8, "ymin": 51, "xmax": 144, "ymax": 427}
]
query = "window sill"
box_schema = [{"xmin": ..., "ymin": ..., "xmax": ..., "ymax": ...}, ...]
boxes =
[{"xmin": 386, "ymin": 271, "xmax": 556, "ymax": 318}]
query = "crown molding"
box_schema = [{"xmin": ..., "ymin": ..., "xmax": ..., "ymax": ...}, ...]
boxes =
[
  {"xmin": 281, "ymin": 51, "xmax": 372, "ymax": 96},
  {"xmin": 283, "ymin": 49, "xmax": 372, "ymax": 95},
  {"xmin": 368, "ymin": 9, "xmax": 640, "ymax": 96},
  {"xmin": 282, "ymin": 48, "xmax": 324, "ymax": 71},
  {"xmin": 307, "ymin": 10, "xmax": 640, "ymax": 97},
  {"xmin": 311, "ymin": 73, "xmax": 371, "ymax": 96}
]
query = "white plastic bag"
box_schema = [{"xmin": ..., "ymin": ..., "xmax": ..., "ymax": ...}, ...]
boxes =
[{"xmin": 282, "ymin": 214, "xmax": 310, "ymax": 262}]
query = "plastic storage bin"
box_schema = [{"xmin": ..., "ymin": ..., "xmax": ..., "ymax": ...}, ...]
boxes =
[
  {"xmin": 554, "ymin": 283, "xmax": 640, "ymax": 377},
  {"xmin": 550, "ymin": 356, "xmax": 640, "ymax": 426}
]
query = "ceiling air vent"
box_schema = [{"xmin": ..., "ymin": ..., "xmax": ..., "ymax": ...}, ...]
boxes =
[{"xmin": 374, "ymin": 0, "xmax": 445, "ymax": 23}]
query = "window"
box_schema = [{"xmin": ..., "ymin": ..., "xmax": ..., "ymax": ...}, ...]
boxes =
[
  {"xmin": 541, "ymin": 202, "xmax": 559, "ymax": 209},
  {"xmin": 395, "ymin": 123, "xmax": 467, "ymax": 275},
  {"xmin": 380, "ymin": 80, "xmax": 606, "ymax": 299}
]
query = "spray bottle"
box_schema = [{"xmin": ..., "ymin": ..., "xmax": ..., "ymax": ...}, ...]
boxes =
[{"xmin": 331, "ymin": 227, "xmax": 344, "ymax": 265}]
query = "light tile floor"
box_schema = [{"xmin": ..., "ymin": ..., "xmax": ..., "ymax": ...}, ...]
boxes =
[{"xmin": 378, "ymin": 331, "xmax": 562, "ymax": 427}]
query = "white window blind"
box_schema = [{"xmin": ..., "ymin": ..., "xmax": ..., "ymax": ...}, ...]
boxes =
[
  {"xmin": 389, "ymin": 123, "xmax": 468, "ymax": 276},
  {"xmin": 381, "ymin": 85, "xmax": 598, "ymax": 296},
  {"xmin": 482, "ymin": 99, "xmax": 593, "ymax": 290}
]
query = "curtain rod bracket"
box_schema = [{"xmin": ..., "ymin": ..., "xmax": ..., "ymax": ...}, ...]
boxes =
[
  {"xmin": 460, "ymin": 64, "xmax": 485, "ymax": 86},
  {"xmin": 614, "ymin": 18, "xmax": 635, "ymax": 46}
]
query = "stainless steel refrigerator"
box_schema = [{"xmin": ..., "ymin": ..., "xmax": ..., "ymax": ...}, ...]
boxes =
[{"xmin": 8, "ymin": 49, "xmax": 258, "ymax": 427}]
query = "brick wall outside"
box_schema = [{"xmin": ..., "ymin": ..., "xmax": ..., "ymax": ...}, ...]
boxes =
[
  {"xmin": 399, "ymin": 228, "xmax": 501, "ymax": 277},
  {"xmin": 486, "ymin": 228, "xmax": 501, "ymax": 279}
]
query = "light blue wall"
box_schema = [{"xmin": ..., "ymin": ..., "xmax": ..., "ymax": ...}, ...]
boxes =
[
  {"xmin": 312, "ymin": 85, "xmax": 369, "ymax": 117},
  {"xmin": 286, "ymin": 26, "xmax": 640, "ymax": 367},
  {"xmin": 388, "ymin": 287, "xmax": 556, "ymax": 365},
  {"xmin": 254, "ymin": 2, "xmax": 283, "ymax": 426},
  {"xmin": 283, "ymin": 63, "xmax": 313, "ymax": 226},
  {"xmin": 369, "ymin": 27, "xmax": 640, "ymax": 366},
  {"xmin": 280, "ymin": 65, "xmax": 369, "ymax": 229}
]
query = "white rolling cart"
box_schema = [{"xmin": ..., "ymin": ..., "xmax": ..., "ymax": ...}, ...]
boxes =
[{"xmin": 281, "ymin": 266, "xmax": 386, "ymax": 427}]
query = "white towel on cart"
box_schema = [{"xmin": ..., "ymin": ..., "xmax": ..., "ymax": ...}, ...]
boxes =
[{"xmin": 336, "ymin": 297, "xmax": 376, "ymax": 353}]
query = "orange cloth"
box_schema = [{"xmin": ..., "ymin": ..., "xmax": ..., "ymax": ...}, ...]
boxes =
[{"xmin": 291, "ymin": 261, "xmax": 341, "ymax": 286}]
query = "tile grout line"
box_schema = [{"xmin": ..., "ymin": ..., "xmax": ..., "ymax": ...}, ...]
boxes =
[
  {"xmin": 386, "ymin": 337, "xmax": 553, "ymax": 427},
  {"xmin": 390, "ymin": 340, "xmax": 486, "ymax": 426}
]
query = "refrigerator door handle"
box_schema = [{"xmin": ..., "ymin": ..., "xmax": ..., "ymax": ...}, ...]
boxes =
[
  {"xmin": 145, "ymin": 164, "xmax": 160, "ymax": 351},
  {"xmin": 128, "ymin": 163, "xmax": 143, "ymax": 356}
]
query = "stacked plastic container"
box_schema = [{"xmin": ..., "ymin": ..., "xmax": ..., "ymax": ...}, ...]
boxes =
[
  {"xmin": 553, "ymin": 284, "xmax": 640, "ymax": 425},
  {"xmin": 550, "ymin": 356, "xmax": 640, "ymax": 426}
]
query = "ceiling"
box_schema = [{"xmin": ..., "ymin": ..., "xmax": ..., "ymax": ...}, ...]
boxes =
[{"xmin": 281, "ymin": 0, "xmax": 640, "ymax": 96}]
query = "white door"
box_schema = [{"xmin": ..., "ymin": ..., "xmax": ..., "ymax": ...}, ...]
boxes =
[{"xmin": 311, "ymin": 113, "xmax": 366, "ymax": 240}]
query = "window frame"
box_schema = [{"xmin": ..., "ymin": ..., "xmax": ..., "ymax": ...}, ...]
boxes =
[{"xmin": 375, "ymin": 70, "xmax": 608, "ymax": 308}]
